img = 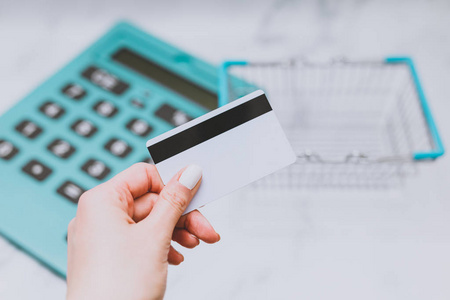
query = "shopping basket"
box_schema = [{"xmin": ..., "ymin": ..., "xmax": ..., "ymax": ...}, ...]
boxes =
[{"xmin": 218, "ymin": 57, "xmax": 444, "ymax": 188}]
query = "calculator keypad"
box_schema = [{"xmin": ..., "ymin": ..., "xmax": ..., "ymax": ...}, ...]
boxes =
[
  {"xmin": 126, "ymin": 118, "xmax": 152, "ymax": 137},
  {"xmin": 47, "ymin": 139, "xmax": 76, "ymax": 159},
  {"xmin": 15, "ymin": 120, "xmax": 43, "ymax": 139},
  {"xmin": 57, "ymin": 181, "xmax": 85, "ymax": 204},
  {"xmin": 39, "ymin": 101, "xmax": 65, "ymax": 119},
  {"xmin": 93, "ymin": 100, "xmax": 118, "ymax": 118},
  {"xmin": 155, "ymin": 104, "xmax": 193, "ymax": 127},
  {"xmin": 104, "ymin": 138, "xmax": 132, "ymax": 158},
  {"xmin": 7, "ymin": 59, "xmax": 205, "ymax": 210},
  {"xmin": 71, "ymin": 119, "xmax": 98, "ymax": 138},
  {"xmin": 62, "ymin": 83, "xmax": 87, "ymax": 100},
  {"xmin": 81, "ymin": 159, "xmax": 110, "ymax": 180},
  {"xmin": 22, "ymin": 160, "xmax": 52, "ymax": 181},
  {"xmin": 82, "ymin": 66, "xmax": 129, "ymax": 95},
  {"xmin": 0, "ymin": 140, "xmax": 19, "ymax": 160}
]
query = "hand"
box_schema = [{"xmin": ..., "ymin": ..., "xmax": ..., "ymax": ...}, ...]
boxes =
[{"xmin": 66, "ymin": 163, "xmax": 220, "ymax": 300}]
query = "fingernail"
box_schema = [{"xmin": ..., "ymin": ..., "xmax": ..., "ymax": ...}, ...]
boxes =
[{"xmin": 179, "ymin": 164, "xmax": 202, "ymax": 190}]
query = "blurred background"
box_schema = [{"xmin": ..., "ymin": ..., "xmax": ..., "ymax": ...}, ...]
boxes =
[{"xmin": 1, "ymin": 0, "xmax": 450, "ymax": 299}]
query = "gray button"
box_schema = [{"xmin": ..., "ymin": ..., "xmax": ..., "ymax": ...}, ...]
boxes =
[
  {"xmin": 126, "ymin": 118, "xmax": 152, "ymax": 137},
  {"xmin": 81, "ymin": 159, "xmax": 110, "ymax": 180},
  {"xmin": 104, "ymin": 138, "xmax": 132, "ymax": 158},
  {"xmin": 15, "ymin": 120, "xmax": 43, "ymax": 139},
  {"xmin": 40, "ymin": 101, "xmax": 65, "ymax": 119},
  {"xmin": 0, "ymin": 140, "xmax": 19, "ymax": 160},
  {"xmin": 155, "ymin": 104, "xmax": 192, "ymax": 127},
  {"xmin": 47, "ymin": 139, "xmax": 75, "ymax": 159},
  {"xmin": 62, "ymin": 83, "xmax": 87, "ymax": 100},
  {"xmin": 22, "ymin": 160, "xmax": 52, "ymax": 181},
  {"xmin": 57, "ymin": 181, "xmax": 85, "ymax": 204},
  {"xmin": 71, "ymin": 119, "xmax": 97, "ymax": 138},
  {"xmin": 93, "ymin": 100, "xmax": 118, "ymax": 118}
]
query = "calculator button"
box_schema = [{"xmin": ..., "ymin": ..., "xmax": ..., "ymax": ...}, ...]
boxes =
[
  {"xmin": 15, "ymin": 120, "xmax": 43, "ymax": 139},
  {"xmin": 142, "ymin": 157, "xmax": 154, "ymax": 164},
  {"xmin": 93, "ymin": 100, "xmax": 118, "ymax": 118},
  {"xmin": 155, "ymin": 104, "xmax": 193, "ymax": 127},
  {"xmin": 39, "ymin": 101, "xmax": 65, "ymax": 119},
  {"xmin": 82, "ymin": 66, "xmax": 129, "ymax": 95},
  {"xmin": 126, "ymin": 119, "xmax": 152, "ymax": 137},
  {"xmin": 62, "ymin": 83, "xmax": 87, "ymax": 100},
  {"xmin": 104, "ymin": 138, "xmax": 132, "ymax": 158},
  {"xmin": 0, "ymin": 139, "xmax": 19, "ymax": 160},
  {"xmin": 81, "ymin": 159, "xmax": 110, "ymax": 180},
  {"xmin": 22, "ymin": 160, "xmax": 52, "ymax": 181},
  {"xmin": 57, "ymin": 181, "xmax": 85, "ymax": 204},
  {"xmin": 71, "ymin": 119, "xmax": 97, "ymax": 138},
  {"xmin": 130, "ymin": 98, "xmax": 145, "ymax": 109},
  {"xmin": 47, "ymin": 139, "xmax": 76, "ymax": 159}
]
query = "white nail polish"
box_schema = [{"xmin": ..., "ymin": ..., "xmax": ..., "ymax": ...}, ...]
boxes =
[{"xmin": 178, "ymin": 164, "xmax": 202, "ymax": 190}]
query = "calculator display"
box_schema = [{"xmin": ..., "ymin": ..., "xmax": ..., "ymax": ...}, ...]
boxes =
[{"xmin": 112, "ymin": 48, "xmax": 217, "ymax": 110}]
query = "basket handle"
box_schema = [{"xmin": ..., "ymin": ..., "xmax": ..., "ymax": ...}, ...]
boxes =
[{"xmin": 386, "ymin": 57, "xmax": 445, "ymax": 160}]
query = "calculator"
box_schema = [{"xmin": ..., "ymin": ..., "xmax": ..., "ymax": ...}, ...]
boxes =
[{"xmin": 0, "ymin": 21, "xmax": 221, "ymax": 277}]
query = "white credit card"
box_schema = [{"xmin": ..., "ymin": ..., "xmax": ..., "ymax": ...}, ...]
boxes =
[{"xmin": 146, "ymin": 90, "xmax": 296, "ymax": 214}]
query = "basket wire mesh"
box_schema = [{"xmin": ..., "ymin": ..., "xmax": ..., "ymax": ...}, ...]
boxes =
[{"xmin": 221, "ymin": 58, "xmax": 443, "ymax": 188}]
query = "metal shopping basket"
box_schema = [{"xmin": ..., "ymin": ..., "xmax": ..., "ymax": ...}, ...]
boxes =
[{"xmin": 218, "ymin": 57, "xmax": 444, "ymax": 188}]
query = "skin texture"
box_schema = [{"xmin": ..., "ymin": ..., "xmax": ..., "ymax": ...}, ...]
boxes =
[{"xmin": 66, "ymin": 163, "xmax": 220, "ymax": 300}]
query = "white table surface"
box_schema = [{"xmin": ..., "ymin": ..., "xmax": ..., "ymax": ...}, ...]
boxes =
[{"xmin": 1, "ymin": 0, "xmax": 450, "ymax": 299}]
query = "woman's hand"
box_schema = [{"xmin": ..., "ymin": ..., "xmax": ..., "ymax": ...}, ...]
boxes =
[{"xmin": 66, "ymin": 163, "xmax": 220, "ymax": 300}]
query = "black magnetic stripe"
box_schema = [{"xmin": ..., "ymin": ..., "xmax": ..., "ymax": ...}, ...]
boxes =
[{"xmin": 148, "ymin": 94, "xmax": 272, "ymax": 164}]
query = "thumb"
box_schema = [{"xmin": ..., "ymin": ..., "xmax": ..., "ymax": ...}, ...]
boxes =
[{"xmin": 143, "ymin": 164, "xmax": 202, "ymax": 237}]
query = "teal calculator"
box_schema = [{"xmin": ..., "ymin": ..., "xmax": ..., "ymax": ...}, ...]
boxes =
[{"xmin": 0, "ymin": 21, "xmax": 220, "ymax": 277}]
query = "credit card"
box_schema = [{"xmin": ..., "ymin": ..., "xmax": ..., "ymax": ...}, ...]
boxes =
[{"xmin": 146, "ymin": 90, "xmax": 296, "ymax": 214}]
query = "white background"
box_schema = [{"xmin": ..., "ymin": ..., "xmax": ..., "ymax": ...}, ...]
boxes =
[{"xmin": 1, "ymin": 0, "xmax": 450, "ymax": 299}]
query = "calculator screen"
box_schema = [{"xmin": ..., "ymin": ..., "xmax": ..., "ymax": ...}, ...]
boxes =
[{"xmin": 112, "ymin": 48, "xmax": 217, "ymax": 110}]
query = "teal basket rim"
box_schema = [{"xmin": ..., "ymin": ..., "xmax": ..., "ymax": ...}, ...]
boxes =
[
  {"xmin": 385, "ymin": 57, "xmax": 445, "ymax": 160},
  {"xmin": 218, "ymin": 58, "xmax": 444, "ymax": 161}
]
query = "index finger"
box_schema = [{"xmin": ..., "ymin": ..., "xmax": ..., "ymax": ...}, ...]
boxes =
[
  {"xmin": 176, "ymin": 210, "xmax": 220, "ymax": 244},
  {"xmin": 105, "ymin": 162, "xmax": 164, "ymax": 199}
]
